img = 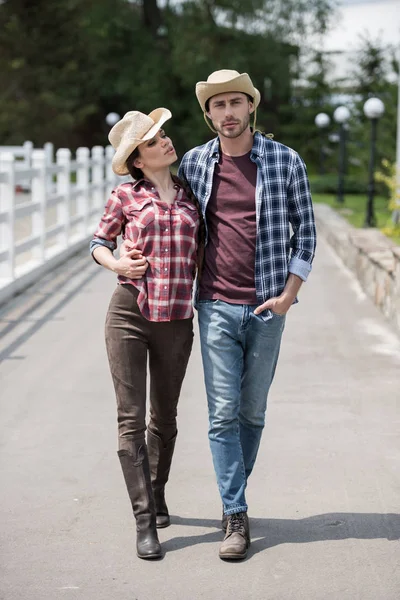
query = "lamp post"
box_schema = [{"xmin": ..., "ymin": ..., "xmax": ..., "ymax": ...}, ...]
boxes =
[
  {"xmin": 105, "ymin": 112, "xmax": 120, "ymax": 129},
  {"xmin": 363, "ymin": 98, "xmax": 385, "ymax": 227},
  {"xmin": 333, "ymin": 106, "xmax": 351, "ymax": 204},
  {"xmin": 315, "ymin": 113, "xmax": 330, "ymax": 175}
]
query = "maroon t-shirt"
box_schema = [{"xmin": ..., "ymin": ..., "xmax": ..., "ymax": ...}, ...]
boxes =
[{"xmin": 199, "ymin": 151, "xmax": 258, "ymax": 304}]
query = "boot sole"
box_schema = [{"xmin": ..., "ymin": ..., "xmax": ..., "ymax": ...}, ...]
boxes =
[
  {"xmin": 219, "ymin": 550, "xmax": 248, "ymax": 561},
  {"xmin": 137, "ymin": 552, "xmax": 163, "ymax": 560},
  {"xmin": 219, "ymin": 537, "xmax": 251, "ymax": 561},
  {"xmin": 156, "ymin": 521, "xmax": 170, "ymax": 529},
  {"xmin": 156, "ymin": 514, "xmax": 170, "ymax": 528}
]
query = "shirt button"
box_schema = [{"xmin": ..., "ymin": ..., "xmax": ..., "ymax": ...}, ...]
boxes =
[
  {"xmin": 165, "ymin": 228, "xmax": 168, "ymax": 232},
  {"xmin": 164, "ymin": 267, "xmax": 168, "ymax": 272},
  {"xmin": 164, "ymin": 286, "xmax": 167, "ymax": 290},
  {"xmin": 165, "ymin": 248, "xmax": 168, "ymax": 252}
]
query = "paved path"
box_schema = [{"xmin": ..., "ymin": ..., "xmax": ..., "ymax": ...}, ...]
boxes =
[{"xmin": 0, "ymin": 235, "xmax": 399, "ymax": 600}]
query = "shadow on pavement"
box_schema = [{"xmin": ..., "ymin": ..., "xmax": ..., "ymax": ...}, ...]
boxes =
[
  {"xmin": 164, "ymin": 513, "xmax": 400, "ymax": 556},
  {"xmin": 0, "ymin": 251, "xmax": 101, "ymax": 364}
]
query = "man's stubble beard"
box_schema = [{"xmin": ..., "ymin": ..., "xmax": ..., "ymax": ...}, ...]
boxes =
[{"xmin": 214, "ymin": 112, "xmax": 250, "ymax": 139}]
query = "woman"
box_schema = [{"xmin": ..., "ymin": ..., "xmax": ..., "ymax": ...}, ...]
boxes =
[{"xmin": 90, "ymin": 108, "xmax": 202, "ymax": 560}]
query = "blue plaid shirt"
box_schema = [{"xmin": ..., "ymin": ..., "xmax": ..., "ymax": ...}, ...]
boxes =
[{"xmin": 177, "ymin": 131, "xmax": 316, "ymax": 304}]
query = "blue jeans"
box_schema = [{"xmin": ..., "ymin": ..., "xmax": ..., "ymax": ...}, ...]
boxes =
[{"xmin": 197, "ymin": 300, "xmax": 285, "ymax": 515}]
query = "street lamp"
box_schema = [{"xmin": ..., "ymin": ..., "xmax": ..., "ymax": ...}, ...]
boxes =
[
  {"xmin": 363, "ymin": 97, "xmax": 385, "ymax": 227},
  {"xmin": 105, "ymin": 112, "xmax": 120, "ymax": 128},
  {"xmin": 333, "ymin": 105, "xmax": 351, "ymax": 204},
  {"xmin": 315, "ymin": 113, "xmax": 331, "ymax": 175}
]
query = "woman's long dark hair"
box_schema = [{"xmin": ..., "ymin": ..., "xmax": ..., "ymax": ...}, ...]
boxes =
[
  {"xmin": 174, "ymin": 174, "xmax": 205, "ymax": 278},
  {"xmin": 126, "ymin": 147, "xmax": 143, "ymax": 180}
]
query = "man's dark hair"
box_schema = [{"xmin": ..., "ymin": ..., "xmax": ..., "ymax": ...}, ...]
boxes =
[{"xmin": 205, "ymin": 93, "xmax": 254, "ymax": 112}]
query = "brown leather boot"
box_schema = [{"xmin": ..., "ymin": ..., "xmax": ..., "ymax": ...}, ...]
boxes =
[
  {"xmin": 147, "ymin": 430, "xmax": 176, "ymax": 528},
  {"xmin": 219, "ymin": 512, "xmax": 250, "ymax": 560},
  {"xmin": 118, "ymin": 441, "xmax": 162, "ymax": 560}
]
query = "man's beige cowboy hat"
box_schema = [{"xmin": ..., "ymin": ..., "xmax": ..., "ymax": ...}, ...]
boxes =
[
  {"xmin": 108, "ymin": 108, "xmax": 172, "ymax": 175},
  {"xmin": 195, "ymin": 69, "xmax": 261, "ymax": 112}
]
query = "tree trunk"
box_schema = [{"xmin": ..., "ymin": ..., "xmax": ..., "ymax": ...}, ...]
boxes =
[{"xmin": 141, "ymin": 0, "xmax": 162, "ymax": 36}]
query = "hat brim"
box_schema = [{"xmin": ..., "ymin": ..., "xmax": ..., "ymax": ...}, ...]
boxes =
[
  {"xmin": 112, "ymin": 108, "xmax": 172, "ymax": 176},
  {"xmin": 195, "ymin": 73, "xmax": 260, "ymax": 112}
]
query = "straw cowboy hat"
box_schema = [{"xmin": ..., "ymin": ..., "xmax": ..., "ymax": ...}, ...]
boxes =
[
  {"xmin": 108, "ymin": 108, "xmax": 172, "ymax": 175},
  {"xmin": 195, "ymin": 69, "xmax": 261, "ymax": 112}
]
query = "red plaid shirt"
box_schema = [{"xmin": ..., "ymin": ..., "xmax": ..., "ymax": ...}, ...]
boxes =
[{"xmin": 93, "ymin": 180, "xmax": 199, "ymax": 322}]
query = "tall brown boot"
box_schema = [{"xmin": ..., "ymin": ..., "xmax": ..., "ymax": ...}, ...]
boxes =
[
  {"xmin": 147, "ymin": 430, "xmax": 176, "ymax": 529},
  {"xmin": 118, "ymin": 440, "xmax": 162, "ymax": 559}
]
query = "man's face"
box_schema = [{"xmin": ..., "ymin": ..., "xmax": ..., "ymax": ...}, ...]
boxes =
[{"xmin": 206, "ymin": 92, "xmax": 254, "ymax": 139}]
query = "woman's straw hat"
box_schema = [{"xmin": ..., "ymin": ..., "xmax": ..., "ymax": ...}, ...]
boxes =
[{"xmin": 109, "ymin": 108, "xmax": 172, "ymax": 175}]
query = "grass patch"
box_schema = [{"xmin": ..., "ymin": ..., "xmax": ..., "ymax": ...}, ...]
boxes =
[{"xmin": 312, "ymin": 193, "xmax": 400, "ymax": 246}]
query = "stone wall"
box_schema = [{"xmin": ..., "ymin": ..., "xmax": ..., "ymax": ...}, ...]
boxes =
[{"xmin": 314, "ymin": 203, "xmax": 400, "ymax": 333}]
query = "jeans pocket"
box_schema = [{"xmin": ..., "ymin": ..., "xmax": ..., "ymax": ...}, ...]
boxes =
[{"xmin": 270, "ymin": 310, "xmax": 285, "ymax": 318}]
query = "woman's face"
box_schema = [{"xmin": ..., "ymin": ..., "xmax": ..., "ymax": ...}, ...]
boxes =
[{"xmin": 134, "ymin": 129, "xmax": 177, "ymax": 172}]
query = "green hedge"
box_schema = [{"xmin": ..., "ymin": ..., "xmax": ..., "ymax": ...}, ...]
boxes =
[{"xmin": 309, "ymin": 174, "xmax": 387, "ymax": 196}]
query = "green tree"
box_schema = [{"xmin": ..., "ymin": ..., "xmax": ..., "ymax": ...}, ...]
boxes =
[
  {"xmin": 280, "ymin": 50, "xmax": 335, "ymax": 171},
  {"xmin": 0, "ymin": 0, "xmax": 337, "ymax": 152},
  {"xmin": 162, "ymin": 0, "xmax": 336, "ymax": 150},
  {"xmin": 0, "ymin": 0, "xmax": 98, "ymax": 147}
]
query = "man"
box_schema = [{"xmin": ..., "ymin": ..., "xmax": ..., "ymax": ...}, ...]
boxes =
[{"xmin": 177, "ymin": 69, "xmax": 316, "ymax": 560}]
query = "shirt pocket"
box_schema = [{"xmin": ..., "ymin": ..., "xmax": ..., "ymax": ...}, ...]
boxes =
[
  {"xmin": 126, "ymin": 199, "xmax": 156, "ymax": 229},
  {"xmin": 175, "ymin": 201, "xmax": 199, "ymax": 228}
]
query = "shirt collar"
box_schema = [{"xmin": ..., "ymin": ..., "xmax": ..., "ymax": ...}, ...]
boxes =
[
  {"xmin": 131, "ymin": 177, "xmax": 147, "ymax": 190},
  {"xmin": 208, "ymin": 130, "xmax": 263, "ymax": 161},
  {"xmin": 251, "ymin": 131, "xmax": 264, "ymax": 159},
  {"xmin": 131, "ymin": 176, "xmax": 182, "ymax": 191}
]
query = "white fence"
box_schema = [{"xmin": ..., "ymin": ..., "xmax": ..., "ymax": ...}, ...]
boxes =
[
  {"xmin": 0, "ymin": 140, "xmax": 54, "ymax": 165},
  {"xmin": 0, "ymin": 144, "xmax": 122, "ymax": 306}
]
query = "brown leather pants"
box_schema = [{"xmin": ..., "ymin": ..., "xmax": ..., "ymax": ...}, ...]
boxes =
[{"xmin": 105, "ymin": 284, "xmax": 194, "ymax": 453}]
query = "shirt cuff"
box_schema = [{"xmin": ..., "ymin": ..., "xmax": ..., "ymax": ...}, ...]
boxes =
[
  {"xmin": 288, "ymin": 255, "xmax": 312, "ymax": 282},
  {"xmin": 90, "ymin": 238, "xmax": 116, "ymax": 264}
]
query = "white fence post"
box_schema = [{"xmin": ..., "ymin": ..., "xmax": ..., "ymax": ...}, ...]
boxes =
[
  {"xmin": 44, "ymin": 142, "xmax": 54, "ymax": 165},
  {"xmin": 92, "ymin": 146, "xmax": 105, "ymax": 213},
  {"xmin": 44, "ymin": 142, "xmax": 54, "ymax": 194},
  {"xmin": 105, "ymin": 145, "xmax": 115, "ymax": 191},
  {"xmin": 76, "ymin": 147, "xmax": 90, "ymax": 236},
  {"xmin": 56, "ymin": 148, "xmax": 71, "ymax": 249},
  {"xmin": 31, "ymin": 149, "xmax": 47, "ymax": 264},
  {"xmin": 0, "ymin": 153, "xmax": 16, "ymax": 282},
  {"xmin": 18, "ymin": 140, "xmax": 34, "ymax": 190},
  {"xmin": 22, "ymin": 141, "xmax": 33, "ymax": 167}
]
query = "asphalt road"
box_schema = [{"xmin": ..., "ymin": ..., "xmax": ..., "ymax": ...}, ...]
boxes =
[{"xmin": 0, "ymin": 236, "xmax": 399, "ymax": 600}]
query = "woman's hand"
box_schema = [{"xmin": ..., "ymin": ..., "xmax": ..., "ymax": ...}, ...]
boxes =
[
  {"xmin": 120, "ymin": 239, "xmax": 136, "ymax": 257},
  {"xmin": 114, "ymin": 247, "xmax": 148, "ymax": 279}
]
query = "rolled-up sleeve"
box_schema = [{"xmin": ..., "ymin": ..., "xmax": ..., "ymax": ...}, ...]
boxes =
[
  {"xmin": 90, "ymin": 188, "xmax": 124, "ymax": 262},
  {"xmin": 287, "ymin": 155, "xmax": 317, "ymax": 281}
]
